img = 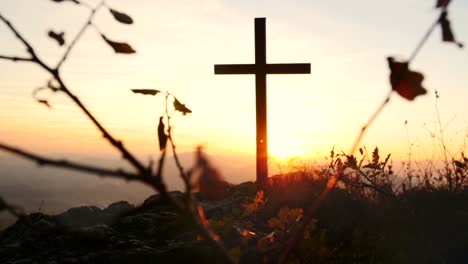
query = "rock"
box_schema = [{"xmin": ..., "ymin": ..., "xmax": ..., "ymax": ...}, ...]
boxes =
[
  {"xmin": 119, "ymin": 211, "xmax": 181, "ymax": 239},
  {"xmin": 73, "ymin": 225, "xmax": 114, "ymax": 242},
  {"xmin": 60, "ymin": 257, "xmax": 79, "ymax": 264},
  {"xmin": 11, "ymin": 259, "xmax": 34, "ymax": 264},
  {"xmin": 56, "ymin": 206, "xmax": 101, "ymax": 228},
  {"xmin": 0, "ymin": 192, "xmax": 234, "ymax": 264},
  {"xmin": 142, "ymin": 191, "xmax": 184, "ymax": 208},
  {"xmin": 56, "ymin": 201, "xmax": 134, "ymax": 229},
  {"xmin": 103, "ymin": 201, "xmax": 134, "ymax": 216},
  {"xmin": 101, "ymin": 201, "xmax": 134, "ymax": 225}
]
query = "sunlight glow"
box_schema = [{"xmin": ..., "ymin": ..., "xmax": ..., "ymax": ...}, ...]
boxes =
[{"xmin": 268, "ymin": 131, "xmax": 306, "ymax": 160}]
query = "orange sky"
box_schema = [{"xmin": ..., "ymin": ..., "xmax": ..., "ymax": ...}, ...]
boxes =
[{"xmin": 1, "ymin": 0, "xmax": 467, "ymax": 177}]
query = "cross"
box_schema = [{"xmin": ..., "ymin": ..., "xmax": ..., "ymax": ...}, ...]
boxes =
[{"xmin": 214, "ymin": 18, "xmax": 311, "ymax": 187}]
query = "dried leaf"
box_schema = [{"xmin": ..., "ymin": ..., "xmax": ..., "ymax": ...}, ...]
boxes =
[
  {"xmin": 439, "ymin": 11, "xmax": 464, "ymax": 48},
  {"xmin": 346, "ymin": 155, "xmax": 358, "ymax": 170},
  {"xmin": 101, "ymin": 34, "xmax": 136, "ymax": 54},
  {"xmin": 48, "ymin": 30, "xmax": 65, "ymax": 46},
  {"xmin": 37, "ymin": 99, "xmax": 51, "ymax": 108},
  {"xmin": 131, "ymin": 89, "xmax": 160, "ymax": 96},
  {"xmin": 173, "ymin": 98, "xmax": 192, "ymax": 115},
  {"xmin": 109, "ymin": 8, "xmax": 134, "ymax": 24},
  {"xmin": 436, "ymin": 0, "xmax": 451, "ymax": 8},
  {"xmin": 387, "ymin": 57, "xmax": 427, "ymax": 101},
  {"xmin": 372, "ymin": 147, "xmax": 380, "ymax": 165},
  {"xmin": 51, "ymin": 0, "xmax": 80, "ymax": 4},
  {"xmin": 158, "ymin": 117, "xmax": 167, "ymax": 151}
]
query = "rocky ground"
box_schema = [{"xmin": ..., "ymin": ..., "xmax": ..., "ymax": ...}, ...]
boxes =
[
  {"xmin": 3, "ymin": 178, "xmax": 468, "ymax": 264},
  {"xmin": 0, "ymin": 184, "xmax": 257, "ymax": 264}
]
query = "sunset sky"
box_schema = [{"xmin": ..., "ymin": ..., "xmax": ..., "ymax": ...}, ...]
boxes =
[{"xmin": 1, "ymin": 0, "xmax": 467, "ymax": 184}]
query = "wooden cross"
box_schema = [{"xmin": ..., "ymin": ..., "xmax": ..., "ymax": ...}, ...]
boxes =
[{"xmin": 214, "ymin": 17, "xmax": 311, "ymax": 187}]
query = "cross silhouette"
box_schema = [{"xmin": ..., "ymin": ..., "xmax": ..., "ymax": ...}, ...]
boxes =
[{"xmin": 214, "ymin": 18, "xmax": 311, "ymax": 187}]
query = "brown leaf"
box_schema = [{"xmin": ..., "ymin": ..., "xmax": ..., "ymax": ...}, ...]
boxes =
[
  {"xmin": 157, "ymin": 117, "xmax": 167, "ymax": 151},
  {"xmin": 173, "ymin": 98, "xmax": 192, "ymax": 115},
  {"xmin": 37, "ymin": 99, "xmax": 51, "ymax": 108},
  {"xmin": 109, "ymin": 8, "xmax": 134, "ymax": 25},
  {"xmin": 436, "ymin": 0, "xmax": 451, "ymax": 8},
  {"xmin": 101, "ymin": 34, "xmax": 136, "ymax": 54},
  {"xmin": 48, "ymin": 30, "xmax": 65, "ymax": 46},
  {"xmin": 131, "ymin": 89, "xmax": 160, "ymax": 96},
  {"xmin": 439, "ymin": 11, "xmax": 464, "ymax": 48},
  {"xmin": 51, "ymin": 0, "xmax": 80, "ymax": 4},
  {"xmin": 387, "ymin": 57, "xmax": 427, "ymax": 101}
]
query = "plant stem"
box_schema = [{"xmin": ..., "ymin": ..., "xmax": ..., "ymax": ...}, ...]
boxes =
[
  {"xmin": 56, "ymin": 1, "xmax": 105, "ymax": 69},
  {"xmin": 350, "ymin": 90, "xmax": 392, "ymax": 155}
]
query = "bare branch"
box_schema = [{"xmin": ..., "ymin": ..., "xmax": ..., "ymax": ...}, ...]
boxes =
[
  {"xmin": 0, "ymin": 14, "xmax": 35, "ymax": 54},
  {"xmin": 0, "ymin": 142, "xmax": 140, "ymax": 181},
  {"xmin": 54, "ymin": 77, "xmax": 148, "ymax": 175},
  {"xmin": 0, "ymin": 55, "xmax": 33, "ymax": 62},
  {"xmin": 0, "ymin": 13, "xmax": 53, "ymax": 72},
  {"xmin": 1, "ymin": 10, "xmax": 147, "ymax": 175},
  {"xmin": 56, "ymin": 1, "xmax": 105, "ymax": 69},
  {"xmin": 350, "ymin": 90, "xmax": 392, "ymax": 156}
]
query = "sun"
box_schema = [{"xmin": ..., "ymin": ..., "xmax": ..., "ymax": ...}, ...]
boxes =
[
  {"xmin": 267, "ymin": 132, "xmax": 305, "ymax": 161},
  {"xmin": 269, "ymin": 144, "xmax": 301, "ymax": 160}
]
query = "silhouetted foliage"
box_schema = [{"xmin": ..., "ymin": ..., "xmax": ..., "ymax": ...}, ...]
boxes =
[
  {"xmin": 51, "ymin": 0, "xmax": 80, "ymax": 5},
  {"xmin": 47, "ymin": 30, "xmax": 65, "ymax": 46},
  {"xmin": 387, "ymin": 57, "xmax": 427, "ymax": 101},
  {"xmin": 131, "ymin": 89, "xmax": 160, "ymax": 96},
  {"xmin": 100, "ymin": 34, "xmax": 136, "ymax": 54},
  {"xmin": 109, "ymin": 8, "xmax": 134, "ymax": 25},
  {"xmin": 157, "ymin": 116, "xmax": 168, "ymax": 151},
  {"xmin": 439, "ymin": 10, "xmax": 463, "ymax": 48},
  {"xmin": 173, "ymin": 98, "xmax": 192, "ymax": 115}
]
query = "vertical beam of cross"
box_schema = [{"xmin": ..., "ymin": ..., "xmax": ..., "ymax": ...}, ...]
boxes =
[
  {"xmin": 214, "ymin": 18, "xmax": 311, "ymax": 188},
  {"xmin": 255, "ymin": 18, "xmax": 268, "ymax": 188}
]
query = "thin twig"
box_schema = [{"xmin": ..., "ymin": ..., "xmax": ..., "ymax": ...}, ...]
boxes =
[
  {"xmin": 1, "ymin": 9, "xmax": 148, "ymax": 175},
  {"xmin": 54, "ymin": 76, "xmax": 149, "ymax": 175},
  {"xmin": 408, "ymin": 9, "xmax": 444, "ymax": 63},
  {"xmin": 350, "ymin": 90, "xmax": 392, "ymax": 156},
  {"xmin": 0, "ymin": 13, "xmax": 53, "ymax": 72},
  {"xmin": 0, "ymin": 143, "xmax": 140, "ymax": 181},
  {"xmin": 164, "ymin": 93, "xmax": 191, "ymax": 192},
  {"xmin": 56, "ymin": 1, "xmax": 105, "ymax": 69},
  {"xmin": 0, "ymin": 55, "xmax": 32, "ymax": 62}
]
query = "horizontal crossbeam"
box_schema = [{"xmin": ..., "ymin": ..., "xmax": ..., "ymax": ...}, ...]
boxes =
[{"xmin": 214, "ymin": 63, "xmax": 311, "ymax": 75}]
